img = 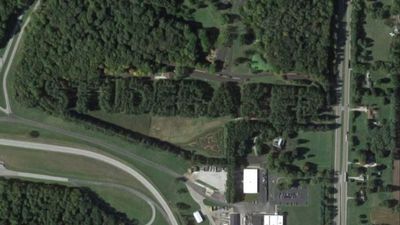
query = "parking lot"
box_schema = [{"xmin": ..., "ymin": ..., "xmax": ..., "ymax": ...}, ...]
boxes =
[
  {"xmin": 268, "ymin": 174, "xmax": 308, "ymax": 205},
  {"xmin": 192, "ymin": 166, "xmax": 227, "ymax": 192}
]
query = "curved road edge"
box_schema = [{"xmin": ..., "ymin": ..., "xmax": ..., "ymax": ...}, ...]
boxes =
[
  {"xmin": 0, "ymin": 164, "xmax": 159, "ymax": 225},
  {"xmin": 0, "ymin": 138, "xmax": 178, "ymax": 225}
]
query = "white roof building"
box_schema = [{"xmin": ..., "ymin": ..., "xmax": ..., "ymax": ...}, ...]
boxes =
[
  {"xmin": 193, "ymin": 211, "xmax": 203, "ymax": 224},
  {"xmin": 264, "ymin": 215, "xmax": 284, "ymax": 225},
  {"xmin": 243, "ymin": 169, "xmax": 258, "ymax": 194}
]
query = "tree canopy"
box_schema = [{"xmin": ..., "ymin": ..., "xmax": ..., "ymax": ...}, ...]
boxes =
[
  {"xmin": 0, "ymin": 178, "xmax": 136, "ymax": 225},
  {"xmin": 15, "ymin": 0, "xmax": 211, "ymax": 107},
  {"xmin": 242, "ymin": 0, "xmax": 334, "ymax": 81},
  {"xmin": 0, "ymin": 0, "xmax": 31, "ymax": 47}
]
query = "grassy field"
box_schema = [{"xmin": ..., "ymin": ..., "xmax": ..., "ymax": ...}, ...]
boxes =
[
  {"xmin": 192, "ymin": 4, "xmax": 225, "ymax": 28},
  {"xmin": 364, "ymin": 16, "xmax": 392, "ymax": 62},
  {"xmin": 287, "ymin": 129, "xmax": 335, "ymax": 169},
  {"xmin": 89, "ymin": 110, "xmax": 230, "ymax": 157},
  {"xmin": 0, "ymin": 146, "xmax": 163, "ymax": 225},
  {"xmin": 364, "ymin": 0, "xmax": 393, "ymax": 62},
  {"xmin": 280, "ymin": 185, "xmax": 323, "ymax": 225}
]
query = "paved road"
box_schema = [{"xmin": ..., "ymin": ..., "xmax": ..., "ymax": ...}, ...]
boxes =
[
  {"xmin": 0, "ymin": 0, "xmax": 41, "ymax": 115},
  {"xmin": 0, "ymin": 115, "xmax": 181, "ymax": 177},
  {"xmin": 0, "ymin": 164, "xmax": 69, "ymax": 182},
  {"xmin": 0, "ymin": 138, "xmax": 179, "ymax": 225},
  {"xmin": 71, "ymin": 180, "xmax": 159, "ymax": 225},
  {"xmin": 334, "ymin": 1, "xmax": 352, "ymax": 225},
  {"xmin": 0, "ymin": 164, "xmax": 159, "ymax": 225}
]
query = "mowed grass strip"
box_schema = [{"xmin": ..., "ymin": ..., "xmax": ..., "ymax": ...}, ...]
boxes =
[
  {"xmin": 0, "ymin": 147, "xmax": 147, "ymax": 192},
  {"xmin": 0, "ymin": 147, "xmax": 162, "ymax": 224},
  {"xmin": 90, "ymin": 185, "xmax": 167, "ymax": 225}
]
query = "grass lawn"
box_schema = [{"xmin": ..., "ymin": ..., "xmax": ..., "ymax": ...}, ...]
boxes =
[
  {"xmin": 347, "ymin": 189, "xmax": 399, "ymax": 225},
  {"xmin": 0, "ymin": 147, "xmax": 147, "ymax": 193},
  {"xmin": 364, "ymin": 0, "xmax": 393, "ymax": 62},
  {"xmin": 287, "ymin": 129, "xmax": 335, "ymax": 169},
  {"xmin": 0, "ymin": 120, "xmax": 101, "ymax": 149},
  {"xmin": 280, "ymin": 185, "xmax": 323, "ymax": 225},
  {"xmin": 250, "ymin": 54, "xmax": 275, "ymax": 72},
  {"xmin": 192, "ymin": 4, "xmax": 225, "ymax": 28},
  {"xmin": 90, "ymin": 185, "xmax": 169, "ymax": 225},
  {"xmin": 0, "ymin": 146, "xmax": 166, "ymax": 225}
]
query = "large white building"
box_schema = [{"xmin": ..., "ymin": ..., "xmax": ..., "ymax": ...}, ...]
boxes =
[
  {"xmin": 263, "ymin": 215, "xmax": 284, "ymax": 225},
  {"xmin": 243, "ymin": 169, "xmax": 258, "ymax": 194}
]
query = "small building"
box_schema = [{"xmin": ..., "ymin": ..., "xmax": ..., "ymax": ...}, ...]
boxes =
[
  {"xmin": 193, "ymin": 211, "xmax": 203, "ymax": 224},
  {"xmin": 264, "ymin": 215, "xmax": 284, "ymax": 225},
  {"xmin": 243, "ymin": 169, "xmax": 258, "ymax": 194},
  {"xmin": 272, "ymin": 137, "xmax": 285, "ymax": 149},
  {"xmin": 230, "ymin": 213, "xmax": 240, "ymax": 225}
]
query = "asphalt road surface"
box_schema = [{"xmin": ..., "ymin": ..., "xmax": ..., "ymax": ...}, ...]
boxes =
[
  {"xmin": 0, "ymin": 138, "xmax": 178, "ymax": 225},
  {"xmin": 334, "ymin": 1, "xmax": 352, "ymax": 225}
]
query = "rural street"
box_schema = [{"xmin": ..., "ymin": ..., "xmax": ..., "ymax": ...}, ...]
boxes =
[
  {"xmin": 0, "ymin": 0, "xmax": 41, "ymax": 115},
  {"xmin": 334, "ymin": 0, "xmax": 352, "ymax": 225},
  {"xmin": 0, "ymin": 138, "xmax": 179, "ymax": 225}
]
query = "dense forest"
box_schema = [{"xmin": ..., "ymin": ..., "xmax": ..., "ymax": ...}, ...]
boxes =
[
  {"xmin": 0, "ymin": 0, "xmax": 31, "ymax": 47},
  {"xmin": 14, "ymin": 0, "xmax": 213, "ymax": 108},
  {"xmin": 241, "ymin": 0, "xmax": 334, "ymax": 82},
  {"xmin": 0, "ymin": 178, "xmax": 136, "ymax": 225}
]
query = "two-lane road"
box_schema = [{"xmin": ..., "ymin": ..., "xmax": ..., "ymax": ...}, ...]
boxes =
[
  {"xmin": 0, "ymin": 138, "xmax": 179, "ymax": 225},
  {"xmin": 334, "ymin": 0, "xmax": 352, "ymax": 225}
]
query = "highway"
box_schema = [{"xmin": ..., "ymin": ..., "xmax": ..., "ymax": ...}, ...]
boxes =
[
  {"xmin": 334, "ymin": 1, "xmax": 352, "ymax": 225},
  {"xmin": 0, "ymin": 138, "xmax": 179, "ymax": 225}
]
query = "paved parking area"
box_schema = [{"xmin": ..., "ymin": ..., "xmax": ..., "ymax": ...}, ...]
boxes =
[
  {"xmin": 192, "ymin": 169, "xmax": 227, "ymax": 192},
  {"xmin": 268, "ymin": 174, "xmax": 308, "ymax": 205}
]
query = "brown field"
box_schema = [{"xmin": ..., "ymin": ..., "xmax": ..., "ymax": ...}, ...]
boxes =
[
  {"xmin": 185, "ymin": 128, "xmax": 224, "ymax": 157},
  {"xmin": 88, "ymin": 111, "xmax": 230, "ymax": 156},
  {"xmin": 370, "ymin": 207, "xmax": 400, "ymax": 225},
  {"xmin": 394, "ymin": 159, "xmax": 400, "ymax": 201}
]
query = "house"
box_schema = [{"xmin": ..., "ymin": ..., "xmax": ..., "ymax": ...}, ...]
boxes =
[{"xmin": 272, "ymin": 137, "xmax": 285, "ymax": 149}]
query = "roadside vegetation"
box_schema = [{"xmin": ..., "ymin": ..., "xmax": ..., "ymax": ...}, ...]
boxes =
[
  {"xmin": 0, "ymin": 0, "xmax": 31, "ymax": 48},
  {"xmin": 0, "ymin": 178, "xmax": 137, "ymax": 225},
  {"xmin": 348, "ymin": 0, "xmax": 400, "ymax": 224},
  {"xmin": 0, "ymin": 146, "xmax": 159, "ymax": 225}
]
